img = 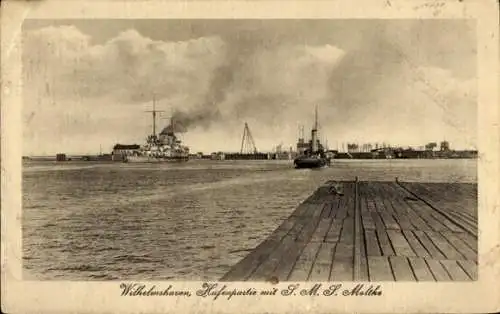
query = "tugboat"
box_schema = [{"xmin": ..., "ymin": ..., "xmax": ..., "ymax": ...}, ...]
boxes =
[
  {"xmin": 294, "ymin": 106, "xmax": 332, "ymax": 169},
  {"xmin": 121, "ymin": 97, "xmax": 190, "ymax": 163}
]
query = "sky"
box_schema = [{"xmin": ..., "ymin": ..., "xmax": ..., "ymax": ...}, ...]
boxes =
[{"xmin": 22, "ymin": 19, "xmax": 477, "ymax": 155}]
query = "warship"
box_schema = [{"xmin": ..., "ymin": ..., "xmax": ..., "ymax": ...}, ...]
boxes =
[
  {"xmin": 293, "ymin": 106, "xmax": 332, "ymax": 169},
  {"xmin": 122, "ymin": 98, "xmax": 190, "ymax": 163}
]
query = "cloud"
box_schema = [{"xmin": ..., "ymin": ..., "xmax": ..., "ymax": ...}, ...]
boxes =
[
  {"xmin": 23, "ymin": 26, "xmax": 227, "ymax": 104},
  {"xmin": 321, "ymin": 62, "xmax": 477, "ymax": 149},
  {"xmin": 22, "ymin": 22, "xmax": 477, "ymax": 155},
  {"xmin": 412, "ymin": 66, "xmax": 477, "ymax": 147}
]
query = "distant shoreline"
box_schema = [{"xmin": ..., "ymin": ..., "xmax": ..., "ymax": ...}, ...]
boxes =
[{"xmin": 22, "ymin": 156, "xmax": 478, "ymax": 163}]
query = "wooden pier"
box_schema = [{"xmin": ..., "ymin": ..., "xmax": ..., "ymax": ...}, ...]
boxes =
[{"xmin": 221, "ymin": 179, "xmax": 478, "ymax": 282}]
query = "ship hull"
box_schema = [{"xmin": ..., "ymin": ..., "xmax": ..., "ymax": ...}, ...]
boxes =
[
  {"xmin": 294, "ymin": 156, "xmax": 329, "ymax": 169},
  {"xmin": 124, "ymin": 156, "xmax": 189, "ymax": 163}
]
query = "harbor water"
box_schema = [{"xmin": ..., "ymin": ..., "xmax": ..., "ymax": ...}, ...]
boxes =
[{"xmin": 22, "ymin": 159, "xmax": 477, "ymax": 280}]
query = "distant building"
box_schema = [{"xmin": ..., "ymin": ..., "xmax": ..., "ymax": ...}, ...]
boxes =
[
  {"xmin": 56, "ymin": 153, "xmax": 67, "ymax": 162},
  {"xmin": 211, "ymin": 152, "xmax": 225, "ymax": 160}
]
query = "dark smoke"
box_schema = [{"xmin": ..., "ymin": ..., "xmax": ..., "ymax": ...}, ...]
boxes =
[
  {"xmin": 167, "ymin": 62, "xmax": 235, "ymax": 132},
  {"xmin": 163, "ymin": 107, "xmax": 221, "ymax": 133},
  {"xmin": 162, "ymin": 31, "xmax": 260, "ymax": 133}
]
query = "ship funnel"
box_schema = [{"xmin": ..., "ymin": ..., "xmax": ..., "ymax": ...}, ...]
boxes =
[{"xmin": 311, "ymin": 105, "xmax": 319, "ymax": 153}]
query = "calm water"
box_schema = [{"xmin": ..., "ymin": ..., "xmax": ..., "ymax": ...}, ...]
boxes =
[{"xmin": 23, "ymin": 159, "xmax": 476, "ymax": 280}]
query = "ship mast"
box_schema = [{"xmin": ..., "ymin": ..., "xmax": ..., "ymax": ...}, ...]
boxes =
[
  {"xmin": 314, "ymin": 105, "xmax": 318, "ymax": 130},
  {"xmin": 145, "ymin": 94, "xmax": 165, "ymax": 137},
  {"xmin": 170, "ymin": 107, "xmax": 175, "ymax": 134}
]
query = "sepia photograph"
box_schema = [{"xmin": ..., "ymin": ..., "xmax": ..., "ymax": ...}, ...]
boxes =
[
  {"xmin": 22, "ymin": 18, "xmax": 478, "ymax": 282},
  {"xmin": 1, "ymin": 0, "xmax": 499, "ymax": 313}
]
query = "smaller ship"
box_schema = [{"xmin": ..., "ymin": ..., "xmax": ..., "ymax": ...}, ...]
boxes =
[{"xmin": 294, "ymin": 106, "xmax": 332, "ymax": 169}]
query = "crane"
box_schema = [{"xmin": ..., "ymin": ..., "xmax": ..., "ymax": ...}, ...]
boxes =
[{"xmin": 240, "ymin": 122, "xmax": 258, "ymax": 154}]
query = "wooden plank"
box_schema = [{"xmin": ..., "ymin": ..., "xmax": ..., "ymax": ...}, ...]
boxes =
[
  {"xmin": 379, "ymin": 186, "xmax": 398, "ymax": 216},
  {"xmin": 319, "ymin": 203, "xmax": 332, "ymax": 219},
  {"xmin": 441, "ymin": 232, "xmax": 477, "ymax": 261},
  {"xmin": 389, "ymin": 196, "xmax": 416, "ymax": 230},
  {"xmin": 324, "ymin": 218, "xmax": 343, "ymax": 243},
  {"xmin": 425, "ymin": 231, "xmax": 464, "ymax": 260},
  {"xmin": 372, "ymin": 191, "xmax": 388, "ymax": 214},
  {"xmin": 249, "ymin": 234, "xmax": 301, "ymax": 280},
  {"xmin": 309, "ymin": 243, "xmax": 335, "ymax": 281},
  {"xmin": 380, "ymin": 212, "xmax": 401, "ymax": 230},
  {"xmin": 249, "ymin": 217, "xmax": 312, "ymax": 280},
  {"xmin": 428, "ymin": 211, "xmax": 466, "ymax": 233},
  {"xmin": 423, "ymin": 209, "xmax": 451, "ymax": 232},
  {"xmin": 375, "ymin": 227, "xmax": 395, "ymax": 256},
  {"xmin": 440, "ymin": 209, "xmax": 477, "ymax": 236},
  {"xmin": 358, "ymin": 226, "xmax": 369, "ymax": 281},
  {"xmin": 365, "ymin": 229, "xmax": 382, "ymax": 256},
  {"xmin": 420, "ymin": 183, "xmax": 477, "ymax": 218},
  {"xmin": 457, "ymin": 232, "xmax": 478, "ymax": 253},
  {"xmin": 329, "ymin": 214, "xmax": 355, "ymax": 281},
  {"xmin": 448, "ymin": 212, "xmax": 478, "ymax": 235},
  {"xmin": 336, "ymin": 199, "xmax": 349, "ymax": 220},
  {"xmin": 408, "ymin": 257, "xmax": 435, "ymax": 281},
  {"xmin": 273, "ymin": 217, "xmax": 324, "ymax": 281},
  {"xmin": 413, "ymin": 230, "xmax": 446, "ymax": 259},
  {"xmin": 330, "ymin": 257, "xmax": 353, "ymax": 281},
  {"xmin": 457, "ymin": 260, "xmax": 478, "ymax": 280},
  {"xmin": 389, "ymin": 256, "xmax": 416, "ymax": 281},
  {"xmin": 454, "ymin": 210, "xmax": 478, "ymax": 224},
  {"xmin": 313, "ymin": 242, "xmax": 336, "ymax": 265},
  {"xmin": 292, "ymin": 202, "xmax": 315, "ymax": 217},
  {"xmin": 360, "ymin": 194, "xmax": 369, "ymax": 214},
  {"xmin": 408, "ymin": 202, "xmax": 448, "ymax": 232},
  {"xmin": 441, "ymin": 260, "xmax": 471, "ymax": 281},
  {"xmin": 398, "ymin": 200, "xmax": 433, "ymax": 231},
  {"xmin": 335, "ymin": 241, "xmax": 354, "ymax": 259},
  {"xmin": 426, "ymin": 260, "xmax": 451, "ymax": 281},
  {"xmin": 274, "ymin": 215, "xmax": 329, "ymax": 280},
  {"xmin": 295, "ymin": 210, "xmax": 325, "ymax": 243},
  {"xmin": 310, "ymin": 218, "xmax": 332, "ymax": 243},
  {"xmin": 273, "ymin": 245, "xmax": 304, "ymax": 281},
  {"xmin": 361, "ymin": 210, "xmax": 376, "ymax": 230},
  {"xmin": 339, "ymin": 217, "xmax": 355, "ymax": 245},
  {"xmin": 391, "ymin": 206, "xmax": 415, "ymax": 230},
  {"xmin": 387, "ymin": 229, "xmax": 416, "ymax": 257},
  {"xmin": 402, "ymin": 230, "xmax": 432, "ymax": 259},
  {"xmin": 220, "ymin": 216, "xmax": 299, "ymax": 281},
  {"xmin": 287, "ymin": 242, "xmax": 322, "ymax": 281},
  {"xmin": 367, "ymin": 256, "xmax": 394, "ymax": 281},
  {"xmin": 400, "ymin": 182, "xmax": 478, "ymax": 237}
]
